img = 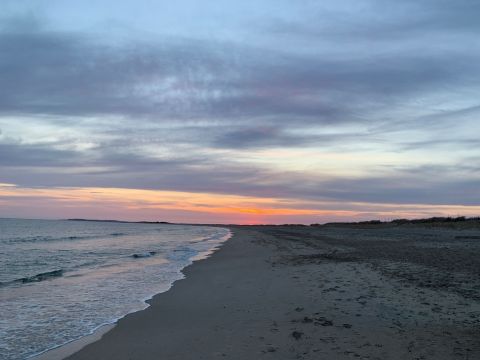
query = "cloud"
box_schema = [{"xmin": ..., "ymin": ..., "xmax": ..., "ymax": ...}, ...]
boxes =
[
  {"xmin": 0, "ymin": 3, "xmax": 479, "ymax": 218},
  {"xmin": 1, "ymin": 136, "xmax": 478, "ymax": 207},
  {"xmin": 267, "ymin": 0, "xmax": 480, "ymax": 42},
  {"xmin": 1, "ymin": 12, "xmax": 478, "ymax": 129},
  {"xmin": 0, "ymin": 141, "xmax": 78, "ymax": 167},
  {"xmin": 213, "ymin": 126, "xmax": 306, "ymax": 149}
]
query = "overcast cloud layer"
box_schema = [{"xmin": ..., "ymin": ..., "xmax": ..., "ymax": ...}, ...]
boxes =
[{"xmin": 0, "ymin": 0, "xmax": 479, "ymax": 222}]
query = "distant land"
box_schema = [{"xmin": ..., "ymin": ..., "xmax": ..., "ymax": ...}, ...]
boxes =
[
  {"xmin": 67, "ymin": 219, "xmax": 172, "ymax": 224},
  {"xmin": 315, "ymin": 216, "xmax": 480, "ymax": 226},
  {"xmin": 66, "ymin": 216, "xmax": 480, "ymax": 227}
]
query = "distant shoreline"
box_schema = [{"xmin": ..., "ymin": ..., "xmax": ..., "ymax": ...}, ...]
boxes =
[{"xmin": 66, "ymin": 219, "xmax": 173, "ymax": 224}]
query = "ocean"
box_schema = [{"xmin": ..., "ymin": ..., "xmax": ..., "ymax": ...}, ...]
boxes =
[{"xmin": 0, "ymin": 218, "xmax": 230, "ymax": 360}]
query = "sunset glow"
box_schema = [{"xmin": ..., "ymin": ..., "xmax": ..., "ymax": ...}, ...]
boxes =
[{"xmin": 1, "ymin": 183, "xmax": 478, "ymax": 224}]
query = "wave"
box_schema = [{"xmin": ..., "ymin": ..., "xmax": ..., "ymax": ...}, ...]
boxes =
[
  {"xmin": 131, "ymin": 251, "xmax": 157, "ymax": 259},
  {"xmin": 5, "ymin": 234, "xmax": 94, "ymax": 244},
  {"xmin": 189, "ymin": 230, "xmax": 230, "ymax": 244},
  {"xmin": 20, "ymin": 269, "xmax": 64, "ymax": 283},
  {"xmin": 1, "ymin": 269, "xmax": 64, "ymax": 287},
  {"xmin": 5, "ymin": 232, "xmax": 128, "ymax": 244}
]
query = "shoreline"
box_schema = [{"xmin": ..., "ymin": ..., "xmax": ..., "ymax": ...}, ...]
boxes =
[
  {"xmin": 32, "ymin": 324, "xmax": 115, "ymax": 360},
  {"xmin": 58, "ymin": 224, "xmax": 479, "ymax": 359},
  {"xmin": 30, "ymin": 227, "xmax": 232, "ymax": 360}
]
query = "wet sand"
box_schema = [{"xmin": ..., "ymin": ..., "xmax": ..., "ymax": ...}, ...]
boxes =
[{"xmin": 66, "ymin": 223, "xmax": 480, "ymax": 359}]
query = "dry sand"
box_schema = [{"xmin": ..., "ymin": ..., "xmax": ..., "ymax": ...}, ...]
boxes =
[{"xmin": 66, "ymin": 224, "xmax": 480, "ymax": 359}]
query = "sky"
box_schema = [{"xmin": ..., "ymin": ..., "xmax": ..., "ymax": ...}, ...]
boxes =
[{"xmin": 0, "ymin": 0, "xmax": 479, "ymax": 224}]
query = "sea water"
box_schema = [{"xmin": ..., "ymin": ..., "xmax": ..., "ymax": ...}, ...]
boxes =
[{"xmin": 0, "ymin": 218, "xmax": 230, "ymax": 360}]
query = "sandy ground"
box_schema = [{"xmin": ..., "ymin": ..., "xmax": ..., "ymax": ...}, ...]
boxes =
[{"xmin": 66, "ymin": 224, "xmax": 480, "ymax": 360}]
